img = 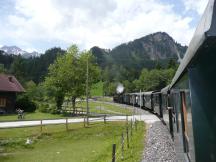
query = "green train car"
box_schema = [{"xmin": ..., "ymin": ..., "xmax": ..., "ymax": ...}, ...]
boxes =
[{"xmin": 114, "ymin": 0, "xmax": 216, "ymax": 161}]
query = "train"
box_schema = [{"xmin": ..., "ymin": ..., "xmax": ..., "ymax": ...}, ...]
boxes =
[{"xmin": 113, "ymin": 0, "xmax": 216, "ymax": 161}]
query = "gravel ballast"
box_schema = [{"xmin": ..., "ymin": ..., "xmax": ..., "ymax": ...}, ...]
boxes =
[{"xmin": 142, "ymin": 121, "xmax": 177, "ymax": 162}]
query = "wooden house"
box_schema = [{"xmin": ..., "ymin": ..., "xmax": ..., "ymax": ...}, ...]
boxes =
[{"xmin": 0, "ymin": 74, "xmax": 25, "ymax": 114}]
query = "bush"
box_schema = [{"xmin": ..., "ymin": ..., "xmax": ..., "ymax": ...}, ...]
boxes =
[
  {"xmin": 49, "ymin": 105, "xmax": 59, "ymax": 114},
  {"xmin": 16, "ymin": 96, "xmax": 37, "ymax": 112},
  {"xmin": 38, "ymin": 103, "xmax": 50, "ymax": 113},
  {"xmin": 38, "ymin": 103, "xmax": 59, "ymax": 114}
]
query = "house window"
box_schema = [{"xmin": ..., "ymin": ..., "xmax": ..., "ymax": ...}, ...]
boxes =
[{"xmin": 0, "ymin": 98, "xmax": 6, "ymax": 107}]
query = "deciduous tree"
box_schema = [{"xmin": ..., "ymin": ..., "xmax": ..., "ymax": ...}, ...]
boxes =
[{"xmin": 44, "ymin": 45, "xmax": 100, "ymax": 113}]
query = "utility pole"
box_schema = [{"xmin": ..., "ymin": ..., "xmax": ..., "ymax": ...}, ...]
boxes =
[
  {"xmin": 86, "ymin": 55, "xmax": 89, "ymax": 125},
  {"xmin": 133, "ymin": 95, "xmax": 135, "ymax": 121}
]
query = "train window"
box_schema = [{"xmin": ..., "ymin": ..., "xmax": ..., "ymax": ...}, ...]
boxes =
[
  {"xmin": 175, "ymin": 93, "xmax": 180, "ymax": 133},
  {"xmin": 180, "ymin": 91, "xmax": 190, "ymax": 153}
]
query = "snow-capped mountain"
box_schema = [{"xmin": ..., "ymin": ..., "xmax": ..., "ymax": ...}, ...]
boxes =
[
  {"xmin": 0, "ymin": 45, "xmax": 40, "ymax": 58},
  {"xmin": 0, "ymin": 45, "xmax": 26, "ymax": 55}
]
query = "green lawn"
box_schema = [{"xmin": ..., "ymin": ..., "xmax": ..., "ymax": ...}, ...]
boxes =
[
  {"xmin": 0, "ymin": 111, "xmax": 66, "ymax": 122},
  {"xmin": 77, "ymin": 101, "xmax": 133, "ymax": 115},
  {"xmin": 0, "ymin": 100, "xmax": 133, "ymax": 122},
  {"xmin": 95, "ymin": 96, "xmax": 113, "ymax": 102},
  {"xmin": 0, "ymin": 121, "xmax": 145, "ymax": 162}
]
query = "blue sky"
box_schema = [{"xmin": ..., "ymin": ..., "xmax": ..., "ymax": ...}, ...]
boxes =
[{"xmin": 0, "ymin": 0, "xmax": 208, "ymax": 53}]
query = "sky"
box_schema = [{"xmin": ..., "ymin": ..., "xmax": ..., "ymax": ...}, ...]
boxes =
[{"xmin": 0, "ymin": 0, "xmax": 208, "ymax": 53}]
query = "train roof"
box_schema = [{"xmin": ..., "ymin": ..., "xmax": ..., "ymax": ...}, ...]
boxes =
[
  {"xmin": 126, "ymin": 92, "xmax": 142, "ymax": 96},
  {"xmin": 161, "ymin": 85, "xmax": 170, "ymax": 94},
  {"xmin": 132, "ymin": 92, "xmax": 146, "ymax": 95},
  {"xmin": 152, "ymin": 91, "xmax": 161, "ymax": 95},
  {"xmin": 142, "ymin": 91, "xmax": 154, "ymax": 95},
  {"xmin": 170, "ymin": 0, "xmax": 216, "ymax": 88}
]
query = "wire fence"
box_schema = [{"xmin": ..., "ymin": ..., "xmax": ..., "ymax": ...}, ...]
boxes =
[
  {"xmin": 0, "ymin": 114, "xmax": 130, "ymax": 129},
  {"xmin": 0, "ymin": 113, "xmax": 142, "ymax": 162},
  {"xmin": 109, "ymin": 117, "xmax": 140, "ymax": 162}
]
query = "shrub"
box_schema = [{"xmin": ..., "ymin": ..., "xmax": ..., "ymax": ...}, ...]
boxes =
[
  {"xmin": 16, "ymin": 96, "xmax": 37, "ymax": 112},
  {"xmin": 49, "ymin": 105, "xmax": 59, "ymax": 114},
  {"xmin": 38, "ymin": 103, "xmax": 49, "ymax": 113},
  {"xmin": 38, "ymin": 103, "xmax": 59, "ymax": 114}
]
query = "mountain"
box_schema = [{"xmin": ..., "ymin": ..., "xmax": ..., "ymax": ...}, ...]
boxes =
[
  {"xmin": 0, "ymin": 46, "xmax": 26, "ymax": 55},
  {"xmin": 0, "ymin": 47, "xmax": 65, "ymax": 83},
  {"xmin": 0, "ymin": 45, "xmax": 40, "ymax": 58},
  {"xmin": 91, "ymin": 32, "xmax": 187, "ymax": 69}
]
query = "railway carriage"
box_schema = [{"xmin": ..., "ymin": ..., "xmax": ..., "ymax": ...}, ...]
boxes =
[
  {"xmin": 152, "ymin": 91, "xmax": 162, "ymax": 118},
  {"xmin": 130, "ymin": 93, "xmax": 138, "ymax": 106},
  {"xmin": 136, "ymin": 92, "xmax": 145, "ymax": 108},
  {"xmin": 161, "ymin": 86, "xmax": 170, "ymax": 125},
  {"xmin": 167, "ymin": 0, "xmax": 216, "ymax": 161},
  {"xmin": 123, "ymin": 93, "xmax": 129, "ymax": 104},
  {"xmin": 114, "ymin": 0, "xmax": 216, "ymax": 161},
  {"xmin": 143, "ymin": 91, "xmax": 153, "ymax": 111}
]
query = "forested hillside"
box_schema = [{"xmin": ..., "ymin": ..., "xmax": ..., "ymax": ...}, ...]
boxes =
[
  {"xmin": 0, "ymin": 48, "xmax": 65, "ymax": 84},
  {"xmin": 90, "ymin": 32, "xmax": 187, "ymax": 94},
  {"xmin": 0, "ymin": 32, "xmax": 187, "ymax": 95},
  {"xmin": 91, "ymin": 32, "xmax": 186, "ymax": 69}
]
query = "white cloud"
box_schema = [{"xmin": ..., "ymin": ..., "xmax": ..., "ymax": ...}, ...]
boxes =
[
  {"xmin": 0, "ymin": 0, "xmax": 199, "ymax": 51},
  {"xmin": 182, "ymin": 0, "xmax": 208, "ymax": 15},
  {"xmin": 24, "ymin": 48, "xmax": 37, "ymax": 53}
]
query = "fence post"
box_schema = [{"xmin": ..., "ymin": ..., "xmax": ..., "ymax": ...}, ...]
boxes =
[
  {"xmin": 131, "ymin": 119, "xmax": 133, "ymax": 137},
  {"xmin": 112, "ymin": 144, "xmax": 116, "ymax": 162},
  {"xmin": 126, "ymin": 126, "xmax": 129, "ymax": 148},
  {"xmin": 40, "ymin": 119, "xmax": 42, "ymax": 133},
  {"xmin": 135, "ymin": 119, "xmax": 137, "ymax": 131},
  {"xmin": 126, "ymin": 115, "xmax": 128, "ymax": 126},
  {"xmin": 104, "ymin": 115, "xmax": 106, "ymax": 124},
  {"xmin": 121, "ymin": 133, "xmax": 124, "ymax": 160},
  {"xmin": 84, "ymin": 116, "xmax": 86, "ymax": 127},
  {"xmin": 66, "ymin": 118, "xmax": 68, "ymax": 131}
]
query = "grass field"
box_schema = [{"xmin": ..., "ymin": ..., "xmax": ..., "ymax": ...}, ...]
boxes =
[
  {"xmin": 0, "ymin": 100, "xmax": 133, "ymax": 122},
  {"xmin": 0, "ymin": 111, "xmax": 67, "ymax": 122},
  {"xmin": 94, "ymin": 96, "xmax": 113, "ymax": 102},
  {"xmin": 0, "ymin": 121, "xmax": 145, "ymax": 162},
  {"xmin": 77, "ymin": 101, "xmax": 133, "ymax": 115}
]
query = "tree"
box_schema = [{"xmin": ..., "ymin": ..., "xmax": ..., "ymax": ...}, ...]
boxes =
[
  {"xmin": 16, "ymin": 95, "xmax": 37, "ymax": 112},
  {"xmin": 10, "ymin": 56, "xmax": 26, "ymax": 84},
  {"xmin": 106, "ymin": 82, "xmax": 117, "ymax": 96},
  {"xmin": 137, "ymin": 68, "xmax": 175, "ymax": 91},
  {"xmin": 32, "ymin": 47, "xmax": 66, "ymax": 83},
  {"xmin": 0, "ymin": 64, "xmax": 7, "ymax": 73},
  {"xmin": 24, "ymin": 80, "xmax": 46, "ymax": 102},
  {"xmin": 167, "ymin": 59, "xmax": 178, "ymax": 69},
  {"xmin": 155, "ymin": 62, "xmax": 162, "ymax": 69},
  {"xmin": 44, "ymin": 45, "xmax": 100, "ymax": 113}
]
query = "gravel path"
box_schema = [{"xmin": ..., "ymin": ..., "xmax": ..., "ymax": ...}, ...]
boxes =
[
  {"xmin": 142, "ymin": 121, "xmax": 176, "ymax": 162},
  {"xmin": 0, "ymin": 115, "xmax": 159, "ymax": 128}
]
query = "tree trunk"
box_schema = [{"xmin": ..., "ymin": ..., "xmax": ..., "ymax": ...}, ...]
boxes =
[{"xmin": 72, "ymin": 97, "xmax": 76, "ymax": 115}]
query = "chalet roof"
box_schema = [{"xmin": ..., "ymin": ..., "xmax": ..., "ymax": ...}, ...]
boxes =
[{"xmin": 0, "ymin": 74, "xmax": 25, "ymax": 92}]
